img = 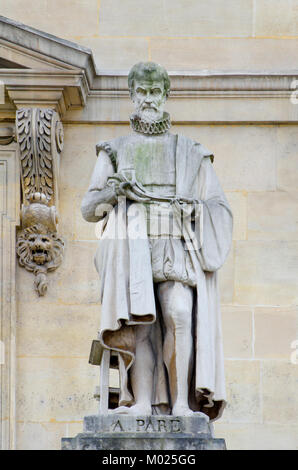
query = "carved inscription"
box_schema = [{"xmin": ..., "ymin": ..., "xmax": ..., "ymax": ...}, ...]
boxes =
[
  {"xmin": 110, "ymin": 416, "xmax": 182, "ymax": 433},
  {"xmin": 112, "ymin": 419, "xmax": 124, "ymax": 432}
]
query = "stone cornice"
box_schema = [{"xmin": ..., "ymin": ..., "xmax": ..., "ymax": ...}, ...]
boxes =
[
  {"xmin": 65, "ymin": 72, "xmax": 298, "ymax": 124},
  {"xmin": 2, "ymin": 69, "xmax": 297, "ymax": 118},
  {"xmin": 3, "ymin": 70, "xmax": 89, "ymax": 116},
  {"xmin": 91, "ymin": 72, "xmax": 298, "ymax": 94}
]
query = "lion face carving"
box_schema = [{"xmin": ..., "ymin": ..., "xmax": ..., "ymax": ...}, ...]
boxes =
[
  {"xmin": 27, "ymin": 233, "xmax": 53, "ymax": 265},
  {"xmin": 17, "ymin": 229, "xmax": 64, "ymax": 271},
  {"xmin": 16, "ymin": 196, "xmax": 64, "ymax": 296},
  {"xmin": 16, "ymin": 227, "xmax": 64, "ymax": 296}
]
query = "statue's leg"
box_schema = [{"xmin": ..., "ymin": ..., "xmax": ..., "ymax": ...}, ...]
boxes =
[
  {"xmin": 157, "ymin": 281, "xmax": 194, "ymax": 416},
  {"xmin": 130, "ymin": 324, "xmax": 154, "ymax": 413},
  {"xmin": 112, "ymin": 324, "xmax": 154, "ymax": 415}
]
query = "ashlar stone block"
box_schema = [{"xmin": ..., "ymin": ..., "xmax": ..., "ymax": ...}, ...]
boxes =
[
  {"xmin": 222, "ymin": 360, "xmax": 261, "ymax": 424},
  {"xmin": 98, "ymin": 0, "xmax": 252, "ymax": 38},
  {"xmin": 213, "ymin": 422, "xmax": 298, "ymax": 450},
  {"xmin": 221, "ymin": 306, "xmax": 253, "ymax": 358},
  {"xmin": 0, "ymin": 0, "xmax": 99, "ymax": 40},
  {"xmin": 77, "ymin": 37, "xmax": 149, "ymax": 70},
  {"xmin": 16, "ymin": 357, "xmax": 98, "ymax": 422},
  {"xmin": 262, "ymin": 361, "xmax": 298, "ymax": 425},
  {"xmin": 151, "ymin": 38, "xmax": 298, "ymax": 71},
  {"xmin": 16, "ymin": 241, "xmax": 100, "ymax": 305},
  {"xmin": 255, "ymin": 0, "xmax": 298, "ymax": 37},
  {"xmin": 248, "ymin": 191, "xmax": 298, "ymax": 241},
  {"xmin": 172, "ymin": 125, "xmax": 277, "ymax": 191},
  {"xmin": 226, "ymin": 192, "xmax": 247, "ymax": 241},
  {"xmin": 234, "ymin": 241, "xmax": 298, "ymax": 305},
  {"xmin": 276, "ymin": 125, "xmax": 298, "ymax": 192},
  {"xmin": 17, "ymin": 302, "xmax": 99, "ymax": 358},
  {"xmin": 218, "ymin": 243, "xmax": 235, "ymax": 304},
  {"xmin": 254, "ymin": 307, "xmax": 298, "ymax": 359}
]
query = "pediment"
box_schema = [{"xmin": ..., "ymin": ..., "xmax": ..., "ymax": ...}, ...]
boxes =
[
  {"xmin": 0, "ymin": 57, "xmax": 28, "ymax": 69},
  {"xmin": 0, "ymin": 38, "xmax": 79, "ymax": 72},
  {"xmin": 0, "ymin": 16, "xmax": 96, "ymax": 116}
]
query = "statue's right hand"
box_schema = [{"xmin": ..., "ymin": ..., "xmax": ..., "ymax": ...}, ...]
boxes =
[{"xmin": 117, "ymin": 181, "xmax": 132, "ymax": 196}]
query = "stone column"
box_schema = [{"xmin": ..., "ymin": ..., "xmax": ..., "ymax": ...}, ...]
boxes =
[{"xmin": 0, "ymin": 127, "xmax": 20, "ymax": 449}]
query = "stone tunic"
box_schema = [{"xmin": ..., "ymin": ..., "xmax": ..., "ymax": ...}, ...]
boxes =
[{"xmin": 115, "ymin": 132, "xmax": 196, "ymax": 286}]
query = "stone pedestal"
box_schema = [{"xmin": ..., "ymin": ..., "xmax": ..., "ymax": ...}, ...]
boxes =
[{"xmin": 61, "ymin": 414, "xmax": 226, "ymax": 450}]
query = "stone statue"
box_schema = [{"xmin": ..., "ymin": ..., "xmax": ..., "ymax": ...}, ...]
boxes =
[{"xmin": 81, "ymin": 62, "xmax": 233, "ymax": 422}]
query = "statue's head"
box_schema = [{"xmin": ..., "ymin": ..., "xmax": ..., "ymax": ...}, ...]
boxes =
[{"xmin": 128, "ymin": 62, "xmax": 170, "ymax": 122}]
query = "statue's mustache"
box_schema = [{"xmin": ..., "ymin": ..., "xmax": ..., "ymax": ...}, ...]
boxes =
[{"xmin": 141, "ymin": 104, "xmax": 158, "ymax": 111}]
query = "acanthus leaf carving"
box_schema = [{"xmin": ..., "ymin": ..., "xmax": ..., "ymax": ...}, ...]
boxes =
[{"xmin": 16, "ymin": 108, "xmax": 64, "ymax": 296}]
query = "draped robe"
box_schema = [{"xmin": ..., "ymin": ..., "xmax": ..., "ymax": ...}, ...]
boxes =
[{"xmin": 83, "ymin": 133, "xmax": 233, "ymax": 421}]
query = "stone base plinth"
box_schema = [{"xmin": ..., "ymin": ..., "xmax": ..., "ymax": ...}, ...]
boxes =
[{"xmin": 61, "ymin": 414, "xmax": 226, "ymax": 450}]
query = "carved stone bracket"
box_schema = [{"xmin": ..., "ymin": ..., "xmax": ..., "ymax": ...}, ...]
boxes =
[
  {"xmin": 15, "ymin": 108, "xmax": 64, "ymax": 296},
  {"xmin": 0, "ymin": 126, "xmax": 15, "ymax": 145}
]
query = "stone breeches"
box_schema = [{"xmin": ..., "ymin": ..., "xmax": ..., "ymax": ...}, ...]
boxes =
[{"xmin": 149, "ymin": 237, "xmax": 196, "ymax": 287}]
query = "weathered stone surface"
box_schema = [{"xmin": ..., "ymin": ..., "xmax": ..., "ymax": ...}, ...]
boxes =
[
  {"xmin": 62, "ymin": 434, "xmax": 225, "ymax": 450},
  {"xmin": 60, "ymin": 125, "xmax": 98, "ymax": 196},
  {"xmin": 78, "ymin": 37, "xmax": 149, "ymax": 70},
  {"xmin": 16, "ymin": 241, "xmax": 100, "ymax": 304},
  {"xmin": 62, "ymin": 414, "xmax": 226, "ymax": 450},
  {"xmin": 211, "ymin": 126, "xmax": 277, "ymax": 192},
  {"xmin": 221, "ymin": 307, "xmax": 253, "ymax": 358},
  {"xmin": 16, "ymin": 420, "xmax": 84, "ymax": 450},
  {"xmin": 16, "ymin": 302, "xmax": 99, "ymax": 358},
  {"xmin": 85, "ymin": 414, "xmax": 210, "ymax": 434},
  {"xmin": 214, "ymin": 422, "xmax": 298, "ymax": 450},
  {"xmin": 226, "ymin": 192, "xmax": 247, "ymax": 241},
  {"xmin": 262, "ymin": 361, "xmax": 298, "ymax": 425},
  {"xmin": 248, "ymin": 191, "xmax": 298, "ymax": 241},
  {"xmin": 276, "ymin": 126, "xmax": 298, "ymax": 192},
  {"xmin": 172, "ymin": 125, "xmax": 277, "ymax": 191},
  {"xmin": 255, "ymin": 0, "xmax": 298, "ymax": 37},
  {"xmin": 16, "ymin": 357, "xmax": 98, "ymax": 422},
  {"xmin": 254, "ymin": 307, "xmax": 298, "ymax": 359},
  {"xmin": 53, "ymin": 241, "xmax": 100, "ymax": 304},
  {"xmin": 150, "ymin": 38, "xmax": 298, "ymax": 71},
  {"xmin": 234, "ymin": 241, "xmax": 298, "ymax": 305},
  {"xmin": 59, "ymin": 125, "xmax": 118, "ymax": 241},
  {"xmin": 222, "ymin": 360, "xmax": 261, "ymax": 424},
  {"xmin": 98, "ymin": 0, "xmax": 252, "ymax": 38},
  {"xmin": 0, "ymin": 0, "xmax": 99, "ymax": 40},
  {"xmin": 218, "ymin": 244, "xmax": 235, "ymax": 304},
  {"xmin": 17, "ymin": 421, "xmax": 68, "ymax": 450}
]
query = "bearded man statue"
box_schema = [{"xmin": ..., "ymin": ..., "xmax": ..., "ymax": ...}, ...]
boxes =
[{"xmin": 81, "ymin": 62, "xmax": 233, "ymax": 422}]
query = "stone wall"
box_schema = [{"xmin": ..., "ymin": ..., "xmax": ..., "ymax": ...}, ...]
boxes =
[
  {"xmin": 1, "ymin": 0, "xmax": 297, "ymax": 450},
  {"xmin": 1, "ymin": 0, "xmax": 298, "ymax": 72}
]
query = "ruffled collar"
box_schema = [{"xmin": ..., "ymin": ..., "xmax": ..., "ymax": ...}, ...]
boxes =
[{"xmin": 130, "ymin": 112, "xmax": 171, "ymax": 135}]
